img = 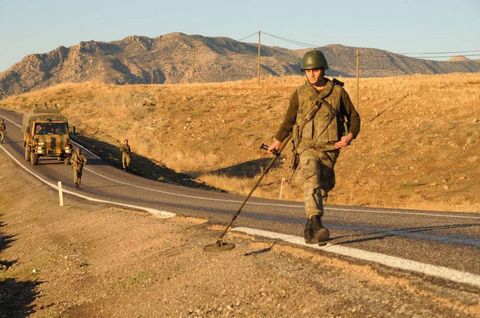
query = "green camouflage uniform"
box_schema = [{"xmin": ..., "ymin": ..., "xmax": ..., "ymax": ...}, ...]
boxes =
[
  {"xmin": 275, "ymin": 79, "xmax": 360, "ymax": 218},
  {"xmin": 120, "ymin": 143, "xmax": 131, "ymax": 170},
  {"xmin": 71, "ymin": 151, "xmax": 87, "ymax": 186}
]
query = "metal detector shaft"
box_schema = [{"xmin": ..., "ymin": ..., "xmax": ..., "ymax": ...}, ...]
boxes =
[{"xmin": 216, "ymin": 134, "xmax": 292, "ymax": 243}]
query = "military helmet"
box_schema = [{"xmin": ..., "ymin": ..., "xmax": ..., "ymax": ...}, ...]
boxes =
[{"xmin": 301, "ymin": 50, "xmax": 329, "ymax": 70}]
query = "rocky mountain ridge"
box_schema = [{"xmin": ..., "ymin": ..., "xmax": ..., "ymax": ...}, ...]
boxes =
[{"xmin": 1, "ymin": 32, "xmax": 479, "ymax": 98}]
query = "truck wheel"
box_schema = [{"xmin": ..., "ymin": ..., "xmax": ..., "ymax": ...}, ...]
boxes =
[
  {"xmin": 24, "ymin": 147, "xmax": 31, "ymax": 161},
  {"xmin": 30, "ymin": 153, "xmax": 38, "ymax": 166}
]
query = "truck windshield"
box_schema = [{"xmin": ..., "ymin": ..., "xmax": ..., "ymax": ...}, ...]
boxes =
[{"xmin": 34, "ymin": 123, "xmax": 67, "ymax": 135}]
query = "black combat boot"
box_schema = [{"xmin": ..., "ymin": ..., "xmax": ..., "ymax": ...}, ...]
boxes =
[
  {"xmin": 312, "ymin": 215, "xmax": 330, "ymax": 243},
  {"xmin": 304, "ymin": 215, "xmax": 330, "ymax": 244},
  {"xmin": 304, "ymin": 217, "xmax": 315, "ymax": 244}
]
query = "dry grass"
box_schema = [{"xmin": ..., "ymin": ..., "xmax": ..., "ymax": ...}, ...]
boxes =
[{"xmin": 1, "ymin": 73, "xmax": 479, "ymax": 212}]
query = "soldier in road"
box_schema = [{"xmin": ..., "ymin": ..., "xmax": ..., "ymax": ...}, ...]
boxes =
[
  {"xmin": 120, "ymin": 139, "xmax": 132, "ymax": 171},
  {"xmin": 268, "ymin": 50, "xmax": 361, "ymax": 244},
  {"xmin": 0, "ymin": 119, "xmax": 6, "ymax": 143},
  {"xmin": 71, "ymin": 148, "xmax": 87, "ymax": 188}
]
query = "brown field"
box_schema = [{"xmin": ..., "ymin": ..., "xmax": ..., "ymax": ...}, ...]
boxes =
[{"xmin": 1, "ymin": 73, "xmax": 479, "ymax": 212}]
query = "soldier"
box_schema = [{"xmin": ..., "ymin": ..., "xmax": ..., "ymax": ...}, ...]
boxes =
[
  {"xmin": 0, "ymin": 119, "xmax": 6, "ymax": 143},
  {"xmin": 71, "ymin": 148, "xmax": 87, "ymax": 188},
  {"xmin": 268, "ymin": 50, "xmax": 361, "ymax": 244},
  {"xmin": 120, "ymin": 139, "xmax": 132, "ymax": 171}
]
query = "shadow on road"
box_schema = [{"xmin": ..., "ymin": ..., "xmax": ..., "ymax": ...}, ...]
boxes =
[
  {"xmin": 0, "ymin": 219, "xmax": 40, "ymax": 318},
  {"xmin": 331, "ymin": 222, "xmax": 480, "ymax": 247},
  {"xmin": 0, "ymin": 139, "xmax": 22, "ymax": 146},
  {"xmin": 71, "ymin": 134, "xmax": 222, "ymax": 191},
  {"xmin": 208, "ymin": 157, "xmax": 283, "ymax": 178}
]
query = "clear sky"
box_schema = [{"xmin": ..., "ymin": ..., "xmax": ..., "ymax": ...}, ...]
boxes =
[{"xmin": 0, "ymin": 0, "xmax": 479, "ymax": 71}]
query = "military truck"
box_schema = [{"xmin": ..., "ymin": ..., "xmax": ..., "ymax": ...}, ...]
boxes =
[{"xmin": 21, "ymin": 109, "xmax": 73, "ymax": 165}]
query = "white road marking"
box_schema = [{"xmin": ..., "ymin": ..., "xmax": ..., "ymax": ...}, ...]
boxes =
[
  {"xmin": 233, "ymin": 227, "xmax": 480, "ymax": 288},
  {"xmin": 1, "ymin": 112, "xmax": 479, "ymax": 220},
  {"xmin": 1, "ymin": 114, "xmax": 21, "ymax": 128},
  {"xmin": 71, "ymin": 140, "xmax": 101, "ymax": 159},
  {"xmin": 0, "ymin": 144, "xmax": 175, "ymax": 219}
]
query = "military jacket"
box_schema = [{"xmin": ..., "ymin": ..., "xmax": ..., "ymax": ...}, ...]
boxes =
[
  {"xmin": 121, "ymin": 144, "xmax": 131, "ymax": 154},
  {"xmin": 275, "ymin": 79, "xmax": 360, "ymax": 151},
  {"xmin": 71, "ymin": 152, "xmax": 87, "ymax": 169}
]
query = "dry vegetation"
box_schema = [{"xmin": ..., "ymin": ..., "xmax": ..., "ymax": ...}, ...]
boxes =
[{"xmin": 1, "ymin": 73, "xmax": 479, "ymax": 212}]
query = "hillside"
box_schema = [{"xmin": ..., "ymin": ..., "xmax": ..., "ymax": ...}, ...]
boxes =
[
  {"xmin": 1, "ymin": 73, "xmax": 479, "ymax": 212},
  {"xmin": 1, "ymin": 32, "xmax": 480, "ymax": 98}
]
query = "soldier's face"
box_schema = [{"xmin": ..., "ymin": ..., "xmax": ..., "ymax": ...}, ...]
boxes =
[{"xmin": 304, "ymin": 68, "xmax": 324, "ymax": 85}]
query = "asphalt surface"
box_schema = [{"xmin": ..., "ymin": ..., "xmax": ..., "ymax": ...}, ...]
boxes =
[{"xmin": 1, "ymin": 108, "xmax": 479, "ymax": 277}]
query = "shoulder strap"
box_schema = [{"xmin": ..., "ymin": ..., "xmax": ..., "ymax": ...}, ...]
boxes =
[
  {"xmin": 319, "ymin": 98, "xmax": 338, "ymax": 116},
  {"xmin": 332, "ymin": 78, "xmax": 344, "ymax": 87},
  {"xmin": 316, "ymin": 81, "xmax": 337, "ymax": 116},
  {"xmin": 301, "ymin": 81, "xmax": 335, "ymax": 124}
]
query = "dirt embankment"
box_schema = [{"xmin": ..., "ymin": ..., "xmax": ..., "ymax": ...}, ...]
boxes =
[{"xmin": 0, "ymin": 153, "xmax": 479, "ymax": 317}]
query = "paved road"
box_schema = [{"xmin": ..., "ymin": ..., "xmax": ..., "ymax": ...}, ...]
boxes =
[{"xmin": 1, "ymin": 108, "xmax": 479, "ymax": 280}]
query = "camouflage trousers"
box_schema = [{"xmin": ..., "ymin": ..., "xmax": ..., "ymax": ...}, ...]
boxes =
[
  {"xmin": 73, "ymin": 167, "xmax": 83, "ymax": 186},
  {"xmin": 297, "ymin": 148, "xmax": 340, "ymax": 218},
  {"xmin": 122, "ymin": 153, "xmax": 131, "ymax": 169}
]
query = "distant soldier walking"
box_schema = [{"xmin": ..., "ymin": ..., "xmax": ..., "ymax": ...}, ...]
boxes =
[
  {"xmin": 0, "ymin": 119, "xmax": 6, "ymax": 143},
  {"xmin": 71, "ymin": 148, "xmax": 87, "ymax": 188},
  {"xmin": 120, "ymin": 139, "xmax": 132, "ymax": 171},
  {"xmin": 268, "ymin": 50, "xmax": 361, "ymax": 244}
]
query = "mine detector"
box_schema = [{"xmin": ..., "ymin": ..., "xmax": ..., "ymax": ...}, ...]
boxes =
[{"xmin": 21, "ymin": 109, "xmax": 73, "ymax": 165}]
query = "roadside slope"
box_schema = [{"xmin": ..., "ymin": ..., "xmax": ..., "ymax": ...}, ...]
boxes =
[{"xmin": 0, "ymin": 152, "xmax": 479, "ymax": 317}]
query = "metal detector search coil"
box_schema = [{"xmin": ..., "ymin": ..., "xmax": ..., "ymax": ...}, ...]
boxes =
[{"xmin": 203, "ymin": 240, "xmax": 236, "ymax": 252}]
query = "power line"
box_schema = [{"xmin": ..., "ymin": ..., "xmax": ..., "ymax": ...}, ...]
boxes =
[
  {"xmin": 261, "ymin": 31, "xmax": 320, "ymax": 48},
  {"xmin": 358, "ymin": 51, "xmax": 480, "ymax": 59},
  {"xmin": 408, "ymin": 53, "xmax": 480, "ymax": 59},
  {"xmin": 261, "ymin": 31, "xmax": 480, "ymax": 59},
  {"xmin": 238, "ymin": 30, "xmax": 480, "ymax": 60},
  {"xmin": 236, "ymin": 31, "xmax": 260, "ymax": 42},
  {"xmin": 400, "ymin": 49, "xmax": 480, "ymax": 55}
]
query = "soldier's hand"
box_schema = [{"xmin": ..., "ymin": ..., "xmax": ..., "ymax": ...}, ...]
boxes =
[
  {"xmin": 268, "ymin": 139, "xmax": 281, "ymax": 155},
  {"xmin": 335, "ymin": 133, "xmax": 353, "ymax": 149}
]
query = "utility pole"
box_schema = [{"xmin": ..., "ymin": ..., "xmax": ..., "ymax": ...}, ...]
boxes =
[
  {"xmin": 257, "ymin": 31, "xmax": 261, "ymax": 85},
  {"xmin": 356, "ymin": 49, "xmax": 360, "ymax": 106}
]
